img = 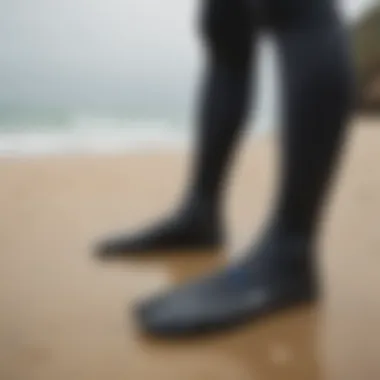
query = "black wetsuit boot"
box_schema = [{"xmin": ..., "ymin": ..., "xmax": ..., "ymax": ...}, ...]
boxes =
[
  {"xmin": 96, "ymin": 0, "xmax": 257, "ymax": 257},
  {"xmin": 136, "ymin": 0, "xmax": 355, "ymax": 336}
]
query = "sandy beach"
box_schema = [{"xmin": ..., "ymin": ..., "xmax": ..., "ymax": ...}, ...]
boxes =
[{"xmin": 0, "ymin": 117, "xmax": 379, "ymax": 380}]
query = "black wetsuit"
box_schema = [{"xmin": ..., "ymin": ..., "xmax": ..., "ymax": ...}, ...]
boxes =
[{"xmin": 97, "ymin": 0, "xmax": 355, "ymax": 336}]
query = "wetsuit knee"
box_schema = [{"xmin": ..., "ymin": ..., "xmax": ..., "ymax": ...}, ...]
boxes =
[
  {"xmin": 267, "ymin": 0, "xmax": 355, "ymax": 106},
  {"xmin": 199, "ymin": 0, "xmax": 254, "ymax": 66},
  {"xmin": 265, "ymin": 0, "xmax": 340, "ymax": 31}
]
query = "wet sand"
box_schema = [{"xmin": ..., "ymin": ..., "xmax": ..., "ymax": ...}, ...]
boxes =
[{"xmin": 0, "ymin": 117, "xmax": 379, "ymax": 380}]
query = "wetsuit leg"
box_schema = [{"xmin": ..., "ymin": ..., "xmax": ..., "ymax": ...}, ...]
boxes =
[
  {"xmin": 96, "ymin": 0, "xmax": 257, "ymax": 257},
  {"xmin": 136, "ymin": 0, "xmax": 356, "ymax": 336}
]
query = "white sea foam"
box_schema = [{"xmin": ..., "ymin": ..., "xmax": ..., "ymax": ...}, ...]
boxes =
[
  {"xmin": 0, "ymin": 117, "xmax": 193, "ymax": 156},
  {"xmin": 0, "ymin": 101, "xmax": 271, "ymax": 156}
]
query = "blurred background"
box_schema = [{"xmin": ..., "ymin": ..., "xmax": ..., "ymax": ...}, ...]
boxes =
[
  {"xmin": 0, "ymin": 0, "xmax": 378, "ymax": 155},
  {"xmin": 1, "ymin": 2, "xmax": 380, "ymax": 380}
]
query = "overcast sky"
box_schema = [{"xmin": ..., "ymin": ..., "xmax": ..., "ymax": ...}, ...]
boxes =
[{"xmin": 0, "ymin": 0, "xmax": 376, "ymax": 119}]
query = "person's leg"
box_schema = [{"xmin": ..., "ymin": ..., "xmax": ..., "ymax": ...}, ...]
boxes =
[
  {"xmin": 96, "ymin": 0, "xmax": 258, "ymax": 257},
  {"xmin": 136, "ymin": 0, "xmax": 355, "ymax": 335}
]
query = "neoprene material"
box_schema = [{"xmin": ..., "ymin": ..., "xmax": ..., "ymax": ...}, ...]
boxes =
[
  {"xmin": 98, "ymin": 0, "xmax": 355, "ymax": 336},
  {"xmin": 96, "ymin": 0, "xmax": 256, "ymax": 257},
  {"xmin": 136, "ymin": 230, "xmax": 317, "ymax": 336}
]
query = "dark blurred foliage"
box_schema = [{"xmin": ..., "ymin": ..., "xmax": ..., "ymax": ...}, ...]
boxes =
[{"xmin": 353, "ymin": 1, "xmax": 380, "ymax": 113}]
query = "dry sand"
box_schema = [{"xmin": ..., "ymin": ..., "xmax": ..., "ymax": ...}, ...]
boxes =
[{"xmin": 0, "ymin": 117, "xmax": 379, "ymax": 380}]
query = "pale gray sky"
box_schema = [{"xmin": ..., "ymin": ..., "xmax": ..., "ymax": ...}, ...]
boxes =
[{"xmin": 0, "ymin": 0, "xmax": 376, "ymax": 119}]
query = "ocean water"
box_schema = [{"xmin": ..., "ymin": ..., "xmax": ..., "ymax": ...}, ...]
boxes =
[
  {"xmin": 0, "ymin": 0, "xmax": 373, "ymax": 156},
  {"xmin": 0, "ymin": 110, "xmax": 272, "ymax": 156},
  {"xmin": 0, "ymin": 117, "xmax": 188, "ymax": 155},
  {"xmin": 0, "ymin": 40, "xmax": 278, "ymax": 156}
]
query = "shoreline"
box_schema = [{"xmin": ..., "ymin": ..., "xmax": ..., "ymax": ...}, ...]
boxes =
[
  {"xmin": 0, "ymin": 115, "xmax": 376, "ymax": 158},
  {"xmin": 0, "ymin": 123, "xmax": 264, "ymax": 157}
]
